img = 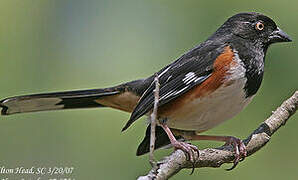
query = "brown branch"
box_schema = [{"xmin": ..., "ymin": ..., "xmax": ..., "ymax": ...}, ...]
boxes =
[
  {"xmin": 149, "ymin": 74, "xmax": 160, "ymax": 164},
  {"xmin": 138, "ymin": 91, "xmax": 298, "ymax": 180}
]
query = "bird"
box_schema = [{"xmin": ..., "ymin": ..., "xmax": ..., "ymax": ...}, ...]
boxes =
[{"xmin": 0, "ymin": 12, "xmax": 292, "ymax": 170}]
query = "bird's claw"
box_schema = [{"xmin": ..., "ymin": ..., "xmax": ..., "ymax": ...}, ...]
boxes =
[
  {"xmin": 224, "ymin": 137, "xmax": 247, "ymax": 171},
  {"xmin": 172, "ymin": 141, "xmax": 199, "ymax": 174}
]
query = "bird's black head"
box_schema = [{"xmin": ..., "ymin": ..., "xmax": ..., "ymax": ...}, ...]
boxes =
[{"xmin": 214, "ymin": 12, "xmax": 292, "ymax": 46}]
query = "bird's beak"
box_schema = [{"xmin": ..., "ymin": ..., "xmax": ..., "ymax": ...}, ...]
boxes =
[{"xmin": 268, "ymin": 27, "xmax": 292, "ymax": 43}]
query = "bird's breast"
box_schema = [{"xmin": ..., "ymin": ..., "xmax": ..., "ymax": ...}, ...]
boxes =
[{"xmin": 163, "ymin": 49, "xmax": 254, "ymax": 132}]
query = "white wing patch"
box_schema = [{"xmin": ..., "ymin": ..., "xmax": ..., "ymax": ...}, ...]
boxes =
[
  {"xmin": 183, "ymin": 72, "xmax": 196, "ymax": 84},
  {"xmin": 183, "ymin": 72, "xmax": 207, "ymax": 85},
  {"xmin": 160, "ymin": 86, "xmax": 189, "ymax": 101},
  {"xmin": 159, "ymin": 73, "xmax": 211, "ymax": 101}
]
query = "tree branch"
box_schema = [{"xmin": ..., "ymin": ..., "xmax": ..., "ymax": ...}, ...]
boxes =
[
  {"xmin": 149, "ymin": 74, "xmax": 160, "ymax": 164},
  {"xmin": 138, "ymin": 91, "xmax": 298, "ymax": 180}
]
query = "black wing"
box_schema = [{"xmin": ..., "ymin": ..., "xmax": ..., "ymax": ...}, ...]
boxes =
[{"xmin": 122, "ymin": 42, "xmax": 225, "ymax": 131}]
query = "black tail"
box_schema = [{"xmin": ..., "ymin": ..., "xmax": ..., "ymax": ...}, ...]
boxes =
[
  {"xmin": 136, "ymin": 125, "xmax": 184, "ymax": 156},
  {"xmin": 0, "ymin": 78, "xmax": 152, "ymax": 116},
  {"xmin": 0, "ymin": 88, "xmax": 121, "ymax": 115}
]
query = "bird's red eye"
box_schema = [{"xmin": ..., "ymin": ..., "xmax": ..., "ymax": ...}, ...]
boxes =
[{"xmin": 256, "ymin": 22, "xmax": 265, "ymax": 31}]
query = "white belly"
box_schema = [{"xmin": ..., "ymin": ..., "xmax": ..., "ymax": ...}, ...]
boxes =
[
  {"xmin": 167, "ymin": 78, "xmax": 253, "ymax": 132},
  {"xmin": 167, "ymin": 53, "xmax": 254, "ymax": 132}
]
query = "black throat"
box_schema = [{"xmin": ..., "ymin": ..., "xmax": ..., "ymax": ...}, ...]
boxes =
[{"xmin": 231, "ymin": 40, "xmax": 266, "ymax": 97}]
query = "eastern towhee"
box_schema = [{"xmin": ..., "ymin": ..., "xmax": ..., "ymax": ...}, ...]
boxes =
[{"xmin": 0, "ymin": 12, "xmax": 292, "ymax": 170}]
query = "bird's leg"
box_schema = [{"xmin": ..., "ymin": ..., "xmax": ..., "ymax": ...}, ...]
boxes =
[
  {"xmin": 160, "ymin": 123, "xmax": 199, "ymax": 163},
  {"xmin": 186, "ymin": 134, "xmax": 246, "ymax": 170}
]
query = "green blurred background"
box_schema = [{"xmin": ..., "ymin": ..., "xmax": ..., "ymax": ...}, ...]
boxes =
[{"xmin": 0, "ymin": 0, "xmax": 297, "ymax": 179}]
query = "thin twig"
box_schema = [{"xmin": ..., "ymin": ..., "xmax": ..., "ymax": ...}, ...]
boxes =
[
  {"xmin": 138, "ymin": 91, "xmax": 298, "ymax": 180},
  {"xmin": 149, "ymin": 74, "xmax": 160, "ymax": 165}
]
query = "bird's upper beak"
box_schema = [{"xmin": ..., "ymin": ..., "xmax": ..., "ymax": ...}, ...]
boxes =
[{"xmin": 268, "ymin": 27, "xmax": 292, "ymax": 43}]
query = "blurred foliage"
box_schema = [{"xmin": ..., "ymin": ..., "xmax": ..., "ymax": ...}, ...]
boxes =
[{"xmin": 0, "ymin": 0, "xmax": 297, "ymax": 179}]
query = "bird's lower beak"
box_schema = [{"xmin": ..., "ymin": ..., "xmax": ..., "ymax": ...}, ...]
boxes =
[{"xmin": 268, "ymin": 27, "xmax": 292, "ymax": 43}]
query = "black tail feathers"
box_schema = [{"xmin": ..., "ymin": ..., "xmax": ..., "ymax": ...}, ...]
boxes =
[{"xmin": 0, "ymin": 88, "xmax": 119, "ymax": 115}]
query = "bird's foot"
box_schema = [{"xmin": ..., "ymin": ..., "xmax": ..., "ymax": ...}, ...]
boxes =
[
  {"xmin": 172, "ymin": 141, "xmax": 199, "ymax": 162},
  {"xmin": 159, "ymin": 123, "xmax": 199, "ymax": 174},
  {"xmin": 172, "ymin": 141, "xmax": 199, "ymax": 174},
  {"xmin": 224, "ymin": 136, "xmax": 247, "ymax": 171}
]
